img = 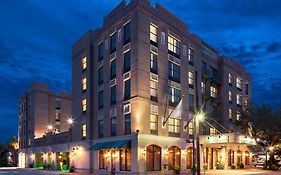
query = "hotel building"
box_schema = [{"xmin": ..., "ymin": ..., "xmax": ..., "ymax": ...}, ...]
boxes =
[{"xmin": 18, "ymin": 0, "xmax": 255, "ymax": 174}]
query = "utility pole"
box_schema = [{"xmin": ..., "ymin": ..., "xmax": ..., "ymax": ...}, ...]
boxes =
[{"xmin": 195, "ymin": 71, "xmax": 200, "ymax": 175}]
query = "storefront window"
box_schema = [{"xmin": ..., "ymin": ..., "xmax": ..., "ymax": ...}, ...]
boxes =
[
  {"xmin": 99, "ymin": 150, "xmax": 106, "ymax": 169},
  {"xmin": 228, "ymin": 149, "xmax": 234, "ymax": 166},
  {"xmin": 186, "ymin": 147, "xmax": 194, "ymax": 169},
  {"xmin": 237, "ymin": 150, "xmax": 242, "ymax": 164},
  {"xmin": 245, "ymin": 151, "xmax": 249, "ymax": 165},
  {"xmin": 168, "ymin": 146, "xmax": 181, "ymax": 170},
  {"xmin": 120, "ymin": 148, "xmax": 131, "ymax": 171},
  {"xmin": 146, "ymin": 145, "xmax": 161, "ymax": 171}
]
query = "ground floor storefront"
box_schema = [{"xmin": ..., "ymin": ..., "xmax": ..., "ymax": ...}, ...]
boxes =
[{"xmin": 18, "ymin": 133, "xmax": 255, "ymax": 174}]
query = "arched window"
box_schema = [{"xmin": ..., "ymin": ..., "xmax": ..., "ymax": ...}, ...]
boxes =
[
  {"xmin": 168, "ymin": 146, "xmax": 181, "ymax": 170},
  {"xmin": 237, "ymin": 150, "xmax": 242, "ymax": 164},
  {"xmin": 228, "ymin": 149, "xmax": 234, "ymax": 166},
  {"xmin": 245, "ymin": 151, "xmax": 249, "ymax": 165},
  {"xmin": 146, "ymin": 145, "xmax": 161, "ymax": 171},
  {"xmin": 186, "ymin": 147, "xmax": 194, "ymax": 169}
]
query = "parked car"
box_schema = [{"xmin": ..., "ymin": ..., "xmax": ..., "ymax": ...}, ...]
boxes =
[{"xmin": 253, "ymin": 157, "xmax": 265, "ymax": 167}]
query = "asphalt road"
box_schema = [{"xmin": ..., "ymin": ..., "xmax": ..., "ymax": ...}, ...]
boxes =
[{"xmin": 0, "ymin": 167, "xmax": 61, "ymax": 175}]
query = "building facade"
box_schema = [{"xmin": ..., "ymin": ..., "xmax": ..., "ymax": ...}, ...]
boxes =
[{"xmin": 18, "ymin": 0, "xmax": 254, "ymax": 174}]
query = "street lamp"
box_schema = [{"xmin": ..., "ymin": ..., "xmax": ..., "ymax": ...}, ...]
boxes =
[
  {"xmin": 269, "ymin": 146, "xmax": 274, "ymax": 152},
  {"xmin": 47, "ymin": 125, "xmax": 53, "ymax": 130},
  {"xmin": 67, "ymin": 118, "xmax": 74, "ymax": 125}
]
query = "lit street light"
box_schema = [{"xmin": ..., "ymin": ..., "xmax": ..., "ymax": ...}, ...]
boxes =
[
  {"xmin": 47, "ymin": 125, "xmax": 53, "ymax": 130},
  {"xmin": 67, "ymin": 118, "xmax": 74, "ymax": 125}
]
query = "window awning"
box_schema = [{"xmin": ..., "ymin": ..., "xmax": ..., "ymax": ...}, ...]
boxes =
[{"xmin": 90, "ymin": 140, "xmax": 131, "ymax": 150}]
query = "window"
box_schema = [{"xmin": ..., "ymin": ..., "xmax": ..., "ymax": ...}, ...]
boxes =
[
  {"xmin": 146, "ymin": 145, "xmax": 161, "ymax": 171},
  {"xmin": 124, "ymin": 79, "xmax": 131, "ymax": 100},
  {"xmin": 210, "ymin": 67, "xmax": 218, "ymax": 79},
  {"xmin": 169, "ymin": 87, "xmax": 181, "ymax": 105},
  {"xmin": 110, "ymin": 59, "xmax": 116, "ymax": 79},
  {"xmin": 150, "ymin": 114, "xmax": 158, "ymax": 134},
  {"xmin": 110, "ymin": 85, "xmax": 116, "ymax": 105},
  {"xmin": 245, "ymin": 151, "xmax": 250, "ymax": 165},
  {"xmin": 98, "ymin": 66, "xmax": 103, "ymax": 85},
  {"xmin": 245, "ymin": 83, "xmax": 249, "ymax": 95},
  {"xmin": 120, "ymin": 148, "xmax": 131, "ymax": 171},
  {"xmin": 150, "ymin": 52, "xmax": 158, "ymax": 74},
  {"xmin": 110, "ymin": 32, "xmax": 116, "ymax": 53},
  {"xmin": 82, "ymin": 99, "xmax": 86, "ymax": 112},
  {"xmin": 168, "ymin": 61, "xmax": 180, "ymax": 82},
  {"xmin": 201, "ymin": 61, "xmax": 207, "ymax": 74},
  {"xmin": 236, "ymin": 111, "xmax": 241, "ymax": 121},
  {"xmin": 150, "ymin": 79, "xmax": 157, "ymax": 101},
  {"xmin": 210, "ymin": 86, "xmax": 217, "ymax": 98},
  {"xmin": 150, "ymin": 23, "xmax": 157, "ymax": 46},
  {"xmin": 82, "ymin": 56, "xmax": 87, "ymax": 70},
  {"xmin": 210, "ymin": 127, "xmax": 216, "ymax": 135},
  {"xmin": 189, "ymin": 94, "xmax": 194, "ymax": 111},
  {"xmin": 188, "ymin": 48, "xmax": 194, "ymax": 65},
  {"xmin": 201, "ymin": 82, "xmax": 206, "ymax": 94},
  {"xmin": 228, "ymin": 108, "xmax": 232, "ymax": 120},
  {"xmin": 111, "ymin": 117, "xmax": 116, "ymax": 136},
  {"xmin": 82, "ymin": 77, "xmax": 86, "ymax": 91},
  {"xmin": 188, "ymin": 121, "xmax": 193, "ymax": 136},
  {"xmin": 228, "ymin": 90, "xmax": 232, "ymax": 102},
  {"xmin": 168, "ymin": 118, "xmax": 180, "ymax": 137},
  {"xmin": 123, "ymin": 22, "xmax": 131, "ymax": 45},
  {"xmin": 124, "ymin": 51, "xmax": 131, "ymax": 73},
  {"xmin": 168, "ymin": 34, "xmax": 180, "ymax": 57},
  {"xmin": 98, "ymin": 119, "xmax": 103, "ymax": 138},
  {"xmin": 99, "ymin": 150, "xmax": 106, "ymax": 169},
  {"xmin": 228, "ymin": 73, "xmax": 232, "ymax": 85},
  {"xmin": 168, "ymin": 146, "xmax": 181, "ymax": 170},
  {"xmin": 186, "ymin": 147, "xmax": 194, "ymax": 169},
  {"xmin": 245, "ymin": 98, "xmax": 249, "ymax": 107},
  {"xmin": 98, "ymin": 42, "xmax": 104, "ymax": 61},
  {"xmin": 98, "ymin": 90, "xmax": 103, "ymax": 109},
  {"xmin": 236, "ymin": 94, "xmax": 242, "ymax": 106},
  {"xmin": 55, "ymin": 100, "xmax": 61, "ymax": 110},
  {"xmin": 237, "ymin": 150, "xmax": 242, "ymax": 164},
  {"xmin": 188, "ymin": 71, "xmax": 194, "ymax": 87},
  {"xmin": 125, "ymin": 114, "xmax": 131, "ymax": 135},
  {"xmin": 236, "ymin": 77, "xmax": 242, "ymax": 90},
  {"xmin": 161, "ymin": 32, "xmax": 165, "ymax": 44},
  {"xmin": 82, "ymin": 124, "xmax": 86, "ymax": 139},
  {"xmin": 228, "ymin": 149, "xmax": 235, "ymax": 166}
]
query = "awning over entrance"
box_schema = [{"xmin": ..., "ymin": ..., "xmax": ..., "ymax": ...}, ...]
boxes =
[{"xmin": 90, "ymin": 140, "xmax": 131, "ymax": 150}]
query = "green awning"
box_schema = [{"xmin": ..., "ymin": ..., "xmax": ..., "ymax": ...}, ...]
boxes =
[{"xmin": 90, "ymin": 140, "xmax": 131, "ymax": 150}]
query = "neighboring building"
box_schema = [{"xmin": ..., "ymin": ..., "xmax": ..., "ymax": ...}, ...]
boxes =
[
  {"xmin": 18, "ymin": 82, "xmax": 71, "ymax": 168},
  {"xmin": 18, "ymin": 0, "xmax": 254, "ymax": 174}
]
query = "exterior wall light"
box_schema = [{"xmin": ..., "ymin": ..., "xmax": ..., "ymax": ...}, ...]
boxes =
[
  {"xmin": 269, "ymin": 146, "xmax": 274, "ymax": 151},
  {"xmin": 141, "ymin": 149, "xmax": 146, "ymax": 156},
  {"xmin": 47, "ymin": 125, "xmax": 53, "ymax": 130}
]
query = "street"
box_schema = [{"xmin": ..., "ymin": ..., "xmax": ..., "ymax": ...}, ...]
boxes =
[{"xmin": 0, "ymin": 167, "xmax": 61, "ymax": 175}]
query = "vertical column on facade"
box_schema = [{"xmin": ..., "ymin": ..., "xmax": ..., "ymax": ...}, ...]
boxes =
[
  {"xmin": 131, "ymin": 136, "xmax": 139, "ymax": 173},
  {"xmin": 137, "ymin": 143, "xmax": 145, "ymax": 173}
]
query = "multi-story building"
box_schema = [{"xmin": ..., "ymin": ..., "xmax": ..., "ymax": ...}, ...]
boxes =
[
  {"xmin": 18, "ymin": 0, "xmax": 255, "ymax": 174},
  {"xmin": 18, "ymin": 82, "xmax": 71, "ymax": 168}
]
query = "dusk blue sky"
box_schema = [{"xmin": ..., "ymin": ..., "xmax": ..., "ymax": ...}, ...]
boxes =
[{"xmin": 1, "ymin": 0, "xmax": 281, "ymax": 142}]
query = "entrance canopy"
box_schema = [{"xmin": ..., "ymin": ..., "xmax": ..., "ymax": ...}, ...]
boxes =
[
  {"xmin": 199, "ymin": 133, "xmax": 256, "ymax": 146},
  {"xmin": 90, "ymin": 140, "xmax": 131, "ymax": 150}
]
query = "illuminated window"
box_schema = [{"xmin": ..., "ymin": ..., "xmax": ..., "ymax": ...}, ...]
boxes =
[
  {"xmin": 150, "ymin": 23, "xmax": 157, "ymax": 46},
  {"xmin": 228, "ymin": 73, "xmax": 232, "ymax": 84},
  {"xmin": 168, "ymin": 146, "xmax": 181, "ymax": 170},
  {"xmin": 82, "ymin": 99, "xmax": 86, "ymax": 112},
  {"xmin": 188, "ymin": 121, "xmax": 193, "ymax": 136},
  {"xmin": 82, "ymin": 77, "xmax": 86, "ymax": 91},
  {"xmin": 150, "ymin": 114, "xmax": 158, "ymax": 135},
  {"xmin": 188, "ymin": 71, "xmax": 194, "ymax": 87},
  {"xmin": 150, "ymin": 79, "xmax": 157, "ymax": 101},
  {"xmin": 228, "ymin": 90, "xmax": 232, "ymax": 102},
  {"xmin": 99, "ymin": 150, "xmax": 106, "ymax": 169},
  {"xmin": 150, "ymin": 52, "xmax": 158, "ymax": 74},
  {"xmin": 210, "ymin": 86, "xmax": 217, "ymax": 98},
  {"xmin": 229, "ymin": 108, "xmax": 232, "ymax": 120},
  {"xmin": 146, "ymin": 145, "xmax": 161, "ymax": 171},
  {"xmin": 201, "ymin": 81, "xmax": 206, "ymax": 94},
  {"xmin": 82, "ymin": 56, "xmax": 87, "ymax": 70},
  {"xmin": 168, "ymin": 118, "xmax": 180, "ymax": 136},
  {"xmin": 168, "ymin": 34, "xmax": 180, "ymax": 56},
  {"xmin": 120, "ymin": 148, "xmax": 131, "ymax": 171},
  {"xmin": 236, "ymin": 94, "xmax": 242, "ymax": 106},
  {"xmin": 188, "ymin": 48, "xmax": 194, "ymax": 65},
  {"xmin": 236, "ymin": 77, "xmax": 242, "ymax": 89},
  {"xmin": 82, "ymin": 124, "xmax": 86, "ymax": 139},
  {"xmin": 236, "ymin": 111, "xmax": 241, "ymax": 121},
  {"xmin": 169, "ymin": 87, "xmax": 181, "ymax": 105},
  {"xmin": 210, "ymin": 127, "xmax": 216, "ymax": 135}
]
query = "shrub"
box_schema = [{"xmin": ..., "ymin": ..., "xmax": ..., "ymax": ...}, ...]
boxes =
[
  {"xmin": 231, "ymin": 163, "xmax": 236, "ymax": 169},
  {"xmin": 174, "ymin": 165, "xmax": 180, "ymax": 174},
  {"xmin": 237, "ymin": 162, "xmax": 244, "ymax": 169},
  {"xmin": 69, "ymin": 166, "xmax": 75, "ymax": 173},
  {"xmin": 203, "ymin": 164, "xmax": 208, "ymax": 170},
  {"xmin": 216, "ymin": 161, "xmax": 224, "ymax": 170},
  {"xmin": 28, "ymin": 163, "xmax": 34, "ymax": 168}
]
